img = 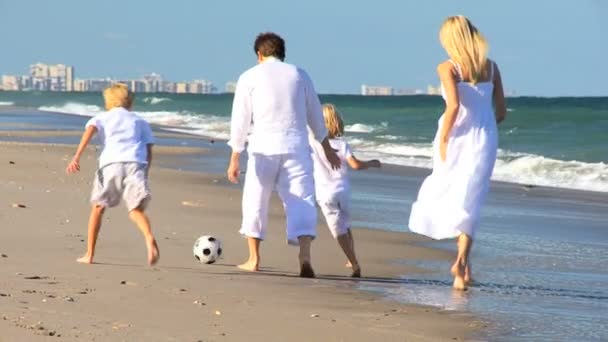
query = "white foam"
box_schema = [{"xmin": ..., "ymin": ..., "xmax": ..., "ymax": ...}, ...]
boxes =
[
  {"xmin": 0, "ymin": 101, "xmax": 15, "ymax": 106},
  {"xmin": 345, "ymin": 122, "xmax": 387, "ymax": 133},
  {"xmin": 37, "ymin": 102, "xmax": 231, "ymax": 140},
  {"xmin": 345, "ymin": 137, "xmax": 608, "ymax": 192},
  {"xmin": 39, "ymin": 102, "xmax": 103, "ymax": 116},
  {"xmin": 142, "ymin": 97, "xmax": 171, "ymax": 105}
]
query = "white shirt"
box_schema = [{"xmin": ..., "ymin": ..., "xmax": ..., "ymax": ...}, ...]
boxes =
[
  {"xmin": 228, "ymin": 58, "xmax": 328, "ymax": 155},
  {"xmin": 311, "ymin": 138, "xmax": 353, "ymax": 194},
  {"xmin": 86, "ymin": 107, "xmax": 154, "ymax": 168}
]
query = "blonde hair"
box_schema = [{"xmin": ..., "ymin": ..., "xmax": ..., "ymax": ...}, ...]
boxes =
[
  {"xmin": 103, "ymin": 83, "xmax": 134, "ymax": 110},
  {"xmin": 439, "ymin": 15, "xmax": 489, "ymax": 84},
  {"xmin": 322, "ymin": 104, "xmax": 344, "ymax": 139}
]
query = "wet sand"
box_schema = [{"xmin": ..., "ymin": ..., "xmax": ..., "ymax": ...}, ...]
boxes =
[{"xmin": 0, "ymin": 141, "xmax": 483, "ymax": 341}]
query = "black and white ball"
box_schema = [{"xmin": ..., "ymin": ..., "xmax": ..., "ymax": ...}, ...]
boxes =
[{"xmin": 193, "ymin": 235, "xmax": 222, "ymax": 264}]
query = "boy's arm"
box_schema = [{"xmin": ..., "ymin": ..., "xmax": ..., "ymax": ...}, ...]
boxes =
[
  {"xmin": 346, "ymin": 155, "xmax": 381, "ymax": 170},
  {"xmin": 146, "ymin": 144, "xmax": 153, "ymax": 175},
  {"xmin": 66, "ymin": 125, "xmax": 97, "ymax": 174}
]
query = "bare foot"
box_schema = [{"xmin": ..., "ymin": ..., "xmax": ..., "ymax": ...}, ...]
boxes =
[
  {"xmin": 345, "ymin": 261, "xmax": 353, "ymax": 268},
  {"xmin": 299, "ymin": 262, "xmax": 315, "ymax": 278},
  {"xmin": 237, "ymin": 259, "xmax": 259, "ymax": 272},
  {"xmin": 464, "ymin": 264, "xmax": 473, "ymax": 285},
  {"xmin": 451, "ymin": 261, "xmax": 467, "ymax": 291},
  {"xmin": 351, "ymin": 265, "xmax": 361, "ymax": 278},
  {"xmin": 147, "ymin": 239, "xmax": 160, "ymax": 266},
  {"xmin": 76, "ymin": 255, "xmax": 93, "ymax": 264}
]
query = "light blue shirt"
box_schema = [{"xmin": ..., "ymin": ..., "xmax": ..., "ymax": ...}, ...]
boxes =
[{"xmin": 86, "ymin": 107, "xmax": 154, "ymax": 168}]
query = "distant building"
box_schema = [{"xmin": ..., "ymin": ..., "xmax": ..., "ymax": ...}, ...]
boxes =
[
  {"xmin": 175, "ymin": 82, "xmax": 189, "ymax": 94},
  {"xmin": 29, "ymin": 63, "xmax": 74, "ymax": 91},
  {"xmin": 426, "ymin": 84, "xmax": 442, "ymax": 95},
  {"xmin": 361, "ymin": 84, "xmax": 393, "ymax": 96},
  {"xmin": 1, "ymin": 75, "xmax": 21, "ymax": 91},
  {"xmin": 143, "ymin": 73, "xmax": 163, "ymax": 93},
  {"xmin": 73, "ymin": 79, "xmax": 88, "ymax": 92},
  {"xmin": 225, "ymin": 81, "xmax": 237, "ymax": 93}
]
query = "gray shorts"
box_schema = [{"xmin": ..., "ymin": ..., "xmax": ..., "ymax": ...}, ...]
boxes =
[{"xmin": 90, "ymin": 162, "xmax": 151, "ymax": 211}]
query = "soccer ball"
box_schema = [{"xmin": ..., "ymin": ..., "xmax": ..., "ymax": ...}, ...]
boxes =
[{"xmin": 193, "ymin": 235, "xmax": 222, "ymax": 264}]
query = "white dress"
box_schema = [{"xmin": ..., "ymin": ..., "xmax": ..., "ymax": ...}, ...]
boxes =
[{"xmin": 409, "ymin": 61, "xmax": 498, "ymax": 240}]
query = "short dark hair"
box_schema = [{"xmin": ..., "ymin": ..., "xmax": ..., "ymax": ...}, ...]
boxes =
[{"xmin": 254, "ymin": 32, "xmax": 286, "ymax": 61}]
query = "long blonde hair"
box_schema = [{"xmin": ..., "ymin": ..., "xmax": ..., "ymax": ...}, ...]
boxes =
[
  {"xmin": 322, "ymin": 104, "xmax": 344, "ymax": 139},
  {"xmin": 439, "ymin": 16, "xmax": 488, "ymax": 84}
]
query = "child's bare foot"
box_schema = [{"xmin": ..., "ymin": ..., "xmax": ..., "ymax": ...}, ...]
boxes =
[
  {"xmin": 451, "ymin": 261, "xmax": 467, "ymax": 291},
  {"xmin": 351, "ymin": 265, "xmax": 361, "ymax": 278},
  {"xmin": 299, "ymin": 262, "xmax": 315, "ymax": 278},
  {"xmin": 146, "ymin": 238, "xmax": 160, "ymax": 266},
  {"xmin": 237, "ymin": 259, "xmax": 259, "ymax": 272},
  {"xmin": 76, "ymin": 254, "xmax": 94, "ymax": 264}
]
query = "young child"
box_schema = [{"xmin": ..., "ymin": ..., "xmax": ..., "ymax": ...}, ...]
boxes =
[
  {"xmin": 66, "ymin": 83, "xmax": 159, "ymax": 266},
  {"xmin": 310, "ymin": 104, "xmax": 381, "ymax": 278}
]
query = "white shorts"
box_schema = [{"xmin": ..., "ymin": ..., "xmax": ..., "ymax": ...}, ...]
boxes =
[
  {"xmin": 90, "ymin": 162, "xmax": 151, "ymax": 211},
  {"xmin": 317, "ymin": 189, "xmax": 351, "ymax": 239},
  {"xmin": 240, "ymin": 153, "xmax": 317, "ymax": 245}
]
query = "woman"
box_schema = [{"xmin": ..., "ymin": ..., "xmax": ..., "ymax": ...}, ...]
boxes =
[{"xmin": 409, "ymin": 15, "xmax": 507, "ymax": 290}]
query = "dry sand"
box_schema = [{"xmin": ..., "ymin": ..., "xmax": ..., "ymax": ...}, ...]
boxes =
[{"xmin": 0, "ymin": 141, "xmax": 484, "ymax": 341}]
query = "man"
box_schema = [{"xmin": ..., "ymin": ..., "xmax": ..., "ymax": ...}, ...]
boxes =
[{"xmin": 227, "ymin": 32, "xmax": 340, "ymax": 278}]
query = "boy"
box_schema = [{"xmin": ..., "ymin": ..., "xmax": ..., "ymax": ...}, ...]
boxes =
[{"xmin": 66, "ymin": 83, "xmax": 159, "ymax": 266}]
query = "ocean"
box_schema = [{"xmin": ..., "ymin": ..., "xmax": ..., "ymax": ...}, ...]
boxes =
[
  {"xmin": 1, "ymin": 91, "xmax": 607, "ymax": 341},
  {"xmin": 1, "ymin": 91, "xmax": 607, "ymax": 193}
]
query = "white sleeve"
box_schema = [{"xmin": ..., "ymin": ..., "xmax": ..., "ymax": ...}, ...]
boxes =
[
  {"xmin": 85, "ymin": 116, "xmax": 100, "ymax": 129},
  {"xmin": 227, "ymin": 74, "xmax": 252, "ymax": 153},
  {"xmin": 343, "ymin": 141, "xmax": 354, "ymax": 158},
  {"xmin": 303, "ymin": 70, "xmax": 327, "ymax": 143},
  {"xmin": 142, "ymin": 121, "xmax": 155, "ymax": 145}
]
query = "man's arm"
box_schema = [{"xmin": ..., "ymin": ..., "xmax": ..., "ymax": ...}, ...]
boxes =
[
  {"xmin": 227, "ymin": 75, "xmax": 252, "ymax": 184},
  {"xmin": 66, "ymin": 125, "xmax": 97, "ymax": 174},
  {"xmin": 303, "ymin": 71, "xmax": 341, "ymax": 170}
]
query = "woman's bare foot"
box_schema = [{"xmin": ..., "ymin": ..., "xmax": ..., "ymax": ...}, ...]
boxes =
[
  {"xmin": 237, "ymin": 259, "xmax": 259, "ymax": 272},
  {"xmin": 146, "ymin": 238, "xmax": 160, "ymax": 266},
  {"xmin": 451, "ymin": 261, "xmax": 467, "ymax": 291},
  {"xmin": 464, "ymin": 264, "xmax": 473, "ymax": 285},
  {"xmin": 351, "ymin": 265, "xmax": 361, "ymax": 278},
  {"xmin": 299, "ymin": 262, "xmax": 315, "ymax": 278},
  {"xmin": 76, "ymin": 254, "xmax": 94, "ymax": 264}
]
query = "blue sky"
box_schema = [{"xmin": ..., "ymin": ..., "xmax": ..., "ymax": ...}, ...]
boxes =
[{"xmin": 0, "ymin": 0, "xmax": 605, "ymax": 96}]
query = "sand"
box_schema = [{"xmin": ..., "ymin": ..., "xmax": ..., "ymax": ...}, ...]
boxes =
[{"xmin": 0, "ymin": 141, "xmax": 483, "ymax": 341}]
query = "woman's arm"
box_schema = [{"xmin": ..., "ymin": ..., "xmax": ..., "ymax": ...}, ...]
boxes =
[
  {"xmin": 437, "ymin": 62, "xmax": 460, "ymax": 161},
  {"xmin": 492, "ymin": 62, "xmax": 507, "ymax": 124}
]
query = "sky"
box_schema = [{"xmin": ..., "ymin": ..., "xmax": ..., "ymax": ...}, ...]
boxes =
[{"xmin": 0, "ymin": 0, "xmax": 606, "ymax": 96}]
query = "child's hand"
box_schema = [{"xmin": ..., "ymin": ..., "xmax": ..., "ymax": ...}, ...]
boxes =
[
  {"xmin": 66, "ymin": 157, "xmax": 81, "ymax": 174},
  {"xmin": 368, "ymin": 160, "xmax": 381, "ymax": 168}
]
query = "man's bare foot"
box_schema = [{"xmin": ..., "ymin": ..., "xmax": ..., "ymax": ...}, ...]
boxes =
[
  {"xmin": 237, "ymin": 259, "xmax": 259, "ymax": 272},
  {"xmin": 451, "ymin": 261, "xmax": 467, "ymax": 291},
  {"xmin": 76, "ymin": 255, "xmax": 94, "ymax": 264},
  {"xmin": 300, "ymin": 262, "xmax": 315, "ymax": 278},
  {"xmin": 146, "ymin": 238, "xmax": 160, "ymax": 266},
  {"xmin": 351, "ymin": 265, "xmax": 361, "ymax": 278}
]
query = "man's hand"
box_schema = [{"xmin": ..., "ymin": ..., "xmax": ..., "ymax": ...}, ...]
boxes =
[
  {"xmin": 321, "ymin": 138, "xmax": 341, "ymax": 170},
  {"xmin": 227, "ymin": 152, "xmax": 241, "ymax": 184},
  {"xmin": 66, "ymin": 157, "xmax": 80, "ymax": 174}
]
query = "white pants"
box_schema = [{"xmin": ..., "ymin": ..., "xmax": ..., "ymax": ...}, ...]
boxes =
[
  {"xmin": 240, "ymin": 153, "xmax": 317, "ymax": 245},
  {"xmin": 317, "ymin": 189, "xmax": 351, "ymax": 239}
]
